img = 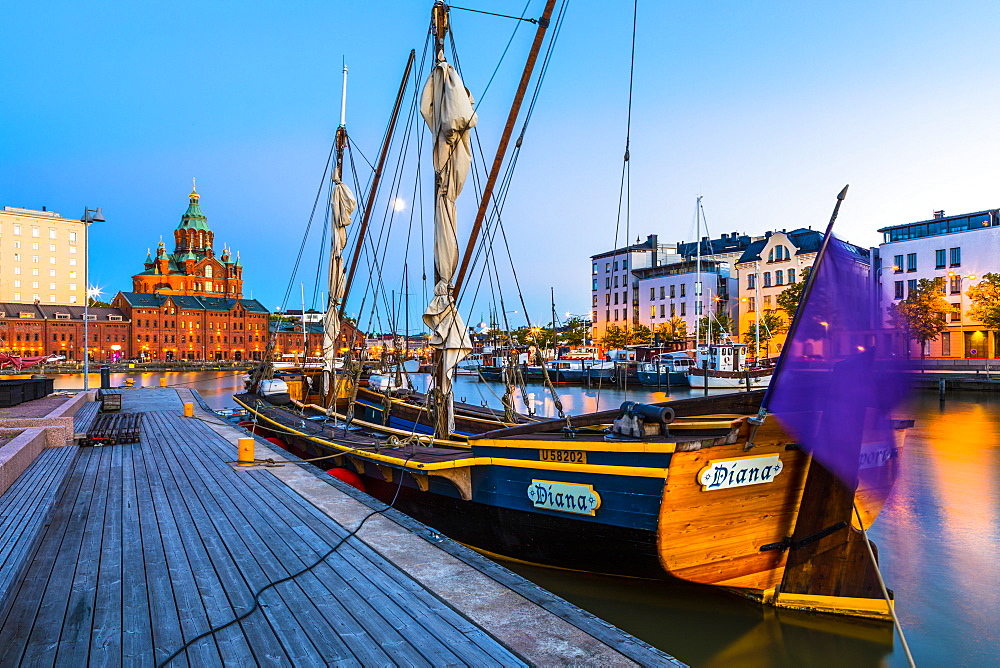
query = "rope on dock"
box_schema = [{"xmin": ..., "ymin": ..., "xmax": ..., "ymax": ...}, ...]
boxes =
[{"xmin": 853, "ymin": 503, "xmax": 916, "ymax": 668}]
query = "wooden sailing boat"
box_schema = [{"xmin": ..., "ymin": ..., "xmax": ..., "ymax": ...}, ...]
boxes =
[{"xmin": 238, "ymin": 1, "xmax": 910, "ymax": 621}]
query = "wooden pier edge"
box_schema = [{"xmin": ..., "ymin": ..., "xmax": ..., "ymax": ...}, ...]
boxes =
[{"xmin": 187, "ymin": 390, "xmax": 684, "ymax": 667}]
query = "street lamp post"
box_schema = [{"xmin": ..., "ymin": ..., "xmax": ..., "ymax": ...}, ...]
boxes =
[{"xmin": 80, "ymin": 207, "xmax": 104, "ymax": 390}]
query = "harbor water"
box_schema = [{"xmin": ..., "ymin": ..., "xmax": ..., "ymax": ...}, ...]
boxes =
[{"xmin": 53, "ymin": 370, "xmax": 998, "ymax": 666}]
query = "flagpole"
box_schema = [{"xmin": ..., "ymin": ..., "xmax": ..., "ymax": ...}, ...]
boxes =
[
  {"xmin": 759, "ymin": 184, "xmax": 849, "ymax": 411},
  {"xmin": 742, "ymin": 185, "xmax": 848, "ymax": 446}
]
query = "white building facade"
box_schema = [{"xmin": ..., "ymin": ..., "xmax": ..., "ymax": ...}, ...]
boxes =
[{"xmin": 877, "ymin": 209, "xmax": 1000, "ymax": 359}]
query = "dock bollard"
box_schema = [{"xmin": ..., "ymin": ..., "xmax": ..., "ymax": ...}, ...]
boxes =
[
  {"xmin": 159, "ymin": 378, "xmax": 167, "ymax": 388},
  {"xmin": 183, "ymin": 402, "xmax": 194, "ymax": 418},
  {"xmin": 237, "ymin": 437, "xmax": 255, "ymax": 466}
]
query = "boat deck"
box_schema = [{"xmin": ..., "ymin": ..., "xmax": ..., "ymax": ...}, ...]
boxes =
[{"xmin": 0, "ymin": 388, "xmax": 677, "ymax": 666}]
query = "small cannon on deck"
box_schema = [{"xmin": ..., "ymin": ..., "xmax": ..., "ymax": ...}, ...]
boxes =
[{"xmin": 611, "ymin": 401, "xmax": 674, "ymax": 438}]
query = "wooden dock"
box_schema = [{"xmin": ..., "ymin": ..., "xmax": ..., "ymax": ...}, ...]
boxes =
[{"xmin": 0, "ymin": 388, "xmax": 681, "ymax": 666}]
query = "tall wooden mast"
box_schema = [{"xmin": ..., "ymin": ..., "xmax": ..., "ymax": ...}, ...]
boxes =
[{"xmin": 452, "ymin": 0, "xmax": 559, "ymax": 295}]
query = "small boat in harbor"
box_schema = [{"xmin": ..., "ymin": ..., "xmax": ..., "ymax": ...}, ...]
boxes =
[
  {"xmin": 636, "ymin": 352, "xmax": 695, "ymax": 387},
  {"xmin": 687, "ymin": 343, "xmax": 773, "ymax": 389}
]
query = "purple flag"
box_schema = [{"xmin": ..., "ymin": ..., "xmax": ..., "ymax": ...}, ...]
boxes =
[{"xmin": 766, "ymin": 235, "xmax": 913, "ymax": 489}]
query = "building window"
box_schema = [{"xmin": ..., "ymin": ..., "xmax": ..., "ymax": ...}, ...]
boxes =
[
  {"xmin": 13, "ymin": 225, "xmax": 21, "ymax": 235},
  {"xmin": 614, "ymin": 309, "xmax": 619, "ymax": 321},
  {"xmin": 592, "ymin": 263, "xmax": 597, "ymax": 275},
  {"xmin": 13, "ymin": 293, "xmax": 20, "ymax": 301},
  {"xmin": 31, "ymin": 256, "xmax": 38, "ymax": 263},
  {"xmin": 622, "ymin": 260, "xmax": 628, "ymax": 270},
  {"xmin": 605, "ymin": 309, "xmax": 610, "ymax": 321},
  {"xmin": 13, "ymin": 280, "xmax": 19, "ymax": 287},
  {"xmin": 669, "ymin": 285, "xmax": 675, "ymax": 298},
  {"xmin": 660, "ymin": 304, "xmax": 665, "ymax": 318},
  {"xmin": 907, "ymin": 279, "xmax": 917, "ymax": 296},
  {"xmin": 613, "ymin": 293, "xmax": 619, "ymax": 305},
  {"xmin": 650, "ymin": 305, "xmax": 656, "ymax": 319},
  {"xmin": 950, "ymin": 247, "xmax": 961, "ymax": 267},
  {"xmin": 763, "ymin": 295, "xmax": 771, "ymax": 307},
  {"xmin": 593, "ymin": 279, "xmax": 598, "ymax": 290},
  {"xmin": 49, "ymin": 257, "xmax": 55, "ymax": 264},
  {"xmin": 13, "ymin": 253, "xmax": 20, "ymax": 261},
  {"xmin": 32, "ymin": 268, "xmax": 38, "ymax": 276},
  {"xmin": 680, "ymin": 284, "xmax": 686, "ymax": 297},
  {"xmin": 763, "ymin": 272, "xmax": 772, "ymax": 287},
  {"xmin": 49, "ymin": 295, "xmax": 55, "ymax": 302},
  {"xmin": 747, "ymin": 273, "xmax": 755, "ymax": 289},
  {"xmin": 775, "ymin": 270, "xmax": 784, "ymax": 286},
  {"xmin": 695, "ymin": 301, "xmax": 703, "ymax": 315},
  {"xmin": 605, "ymin": 263, "xmax": 611, "ymax": 272},
  {"xmin": 935, "ymin": 249, "xmax": 946, "ymax": 269},
  {"xmin": 894, "ymin": 281, "xmax": 904, "ymax": 299},
  {"xmin": 659, "ymin": 286, "xmax": 665, "ymax": 299},
  {"xmin": 893, "ymin": 255, "xmax": 903, "ymax": 273},
  {"xmin": 49, "ymin": 229, "xmax": 56, "ymax": 239},
  {"xmin": 950, "ymin": 303, "xmax": 961, "ymax": 322},
  {"xmin": 748, "ymin": 297, "xmax": 755, "ymax": 312},
  {"xmin": 613, "ymin": 261, "xmax": 618, "ymax": 271},
  {"xmin": 31, "ymin": 242, "xmax": 38, "ymax": 250},
  {"xmin": 650, "ymin": 287, "xmax": 655, "ymax": 300},
  {"xmin": 680, "ymin": 303, "xmax": 686, "ymax": 316},
  {"xmin": 942, "ymin": 332, "xmax": 951, "ymax": 356},
  {"xmin": 592, "ymin": 295, "xmax": 597, "ymax": 307},
  {"xmin": 906, "ymin": 253, "xmax": 917, "ymax": 272},
  {"xmin": 69, "ymin": 258, "xmax": 76, "ymax": 266},
  {"xmin": 49, "ymin": 244, "xmax": 55, "ymax": 252},
  {"xmin": 788, "ymin": 268, "xmax": 795, "ymax": 283},
  {"xmin": 670, "ymin": 303, "xmax": 676, "ymax": 317},
  {"xmin": 31, "ymin": 227, "xmax": 39, "ymax": 238},
  {"xmin": 605, "ymin": 294, "xmax": 610, "ymax": 306},
  {"xmin": 69, "ymin": 231, "xmax": 77, "ymax": 243},
  {"xmin": 613, "ymin": 276, "xmax": 619, "ymax": 288},
  {"xmin": 950, "ymin": 275, "xmax": 961, "ymax": 294},
  {"xmin": 605, "ymin": 278, "xmax": 611, "ymax": 289}
]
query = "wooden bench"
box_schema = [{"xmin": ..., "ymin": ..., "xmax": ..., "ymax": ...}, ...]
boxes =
[{"xmin": 0, "ymin": 445, "xmax": 79, "ymax": 621}]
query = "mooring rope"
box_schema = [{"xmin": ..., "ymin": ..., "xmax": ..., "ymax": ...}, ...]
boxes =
[{"xmin": 852, "ymin": 502, "xmax": 916, "ymax": 668}]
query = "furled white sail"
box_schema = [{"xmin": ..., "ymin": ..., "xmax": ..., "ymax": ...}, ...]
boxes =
[
  {"xmin": 420, "ymin": 59, "xmax": 477, "ymax": 435},
  {"xmin": 324, "ymin": 172, "xmax": 356, "ymax": 371}
]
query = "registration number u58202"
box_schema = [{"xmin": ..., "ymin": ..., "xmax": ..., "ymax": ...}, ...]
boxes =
[{"xmin": 539, "ymin": 449, "xmax": 587, "ymax": 464}]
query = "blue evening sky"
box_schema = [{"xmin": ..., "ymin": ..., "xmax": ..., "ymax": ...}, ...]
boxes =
[{"xmin": 3, "ymin": 1, "xmax": 999, "ymax": 329}]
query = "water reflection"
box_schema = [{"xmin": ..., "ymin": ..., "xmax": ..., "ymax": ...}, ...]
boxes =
[{"xmin": 51, "ymin": 370, "xmax": 246, "ymax": 410}]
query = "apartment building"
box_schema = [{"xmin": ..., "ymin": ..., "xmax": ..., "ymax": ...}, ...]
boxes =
[
  {"xmin": 878, "ymin": 208, "xmax": 1000, "ymax": 358},
  {"xmin": 0, "ymin": 206, "xmax": 89, "ymax": 305}
]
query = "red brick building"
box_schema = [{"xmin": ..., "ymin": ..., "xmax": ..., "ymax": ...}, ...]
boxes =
[{"xmin": 0, "ymin": 303, "xmax": 129, "ymax": 361}]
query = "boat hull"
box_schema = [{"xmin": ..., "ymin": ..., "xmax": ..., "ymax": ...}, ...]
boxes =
[
  {"xmin": 688, "ymin": 369, "xmax": 772, "ymax": 389},
  {"xmin": 234, "ymin": 391, "xmax": 904, "ymax": 620}
]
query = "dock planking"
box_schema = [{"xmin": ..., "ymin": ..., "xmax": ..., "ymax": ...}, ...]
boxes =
[{"xmin": 0, "ymin": 392, "xmax": 531, "ymax": 666}]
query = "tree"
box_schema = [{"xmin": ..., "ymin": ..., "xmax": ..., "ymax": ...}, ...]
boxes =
[
  {"xmin": 560, "ymin": 317, "xmax": 590, "ymax": 346},
  {"xmin": 88, "ymin": 298, "xmax": 112, "ymax": 308},
  {"xmin": 887, "ymin": 277, "xmax": 950, "ymax": 359},
  {"xmin": 630, "ymin": 324, "xmax": 653, "ymax": 345},
  {"xmin": 966, "ymin": 272, "xmax": 1000, "ymax": 330},
  {"xmin": 599, "ymin": 324, "xmax": 629, "ymax": 349},
  {"xmin": 776, "ymin": 266, "xmax": 812, "ymax": 321},
  {"xmin": 696, "ymin": 313, "xmax": 735, "ymax": 344},
  {"xmin": 655, "ymin": 317, "xmax": 688, "ymax": 341},
  {"xmin": 742, "ymin": 309, "xmax": 788, "ymax": 357}
]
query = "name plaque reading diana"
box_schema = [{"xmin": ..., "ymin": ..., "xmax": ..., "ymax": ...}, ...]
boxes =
[
  {"xmin": 697, "ymin": 454, "xmax": 783, "ymax": 491},
  {"xmin": 527, "ymin": 480, "xmax": 601, "ymax": 516}
]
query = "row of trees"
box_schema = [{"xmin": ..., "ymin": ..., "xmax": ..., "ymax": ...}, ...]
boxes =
[{"xmin": 889, "ymin": 273, "xmax": 1000, "ymax": 357}]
